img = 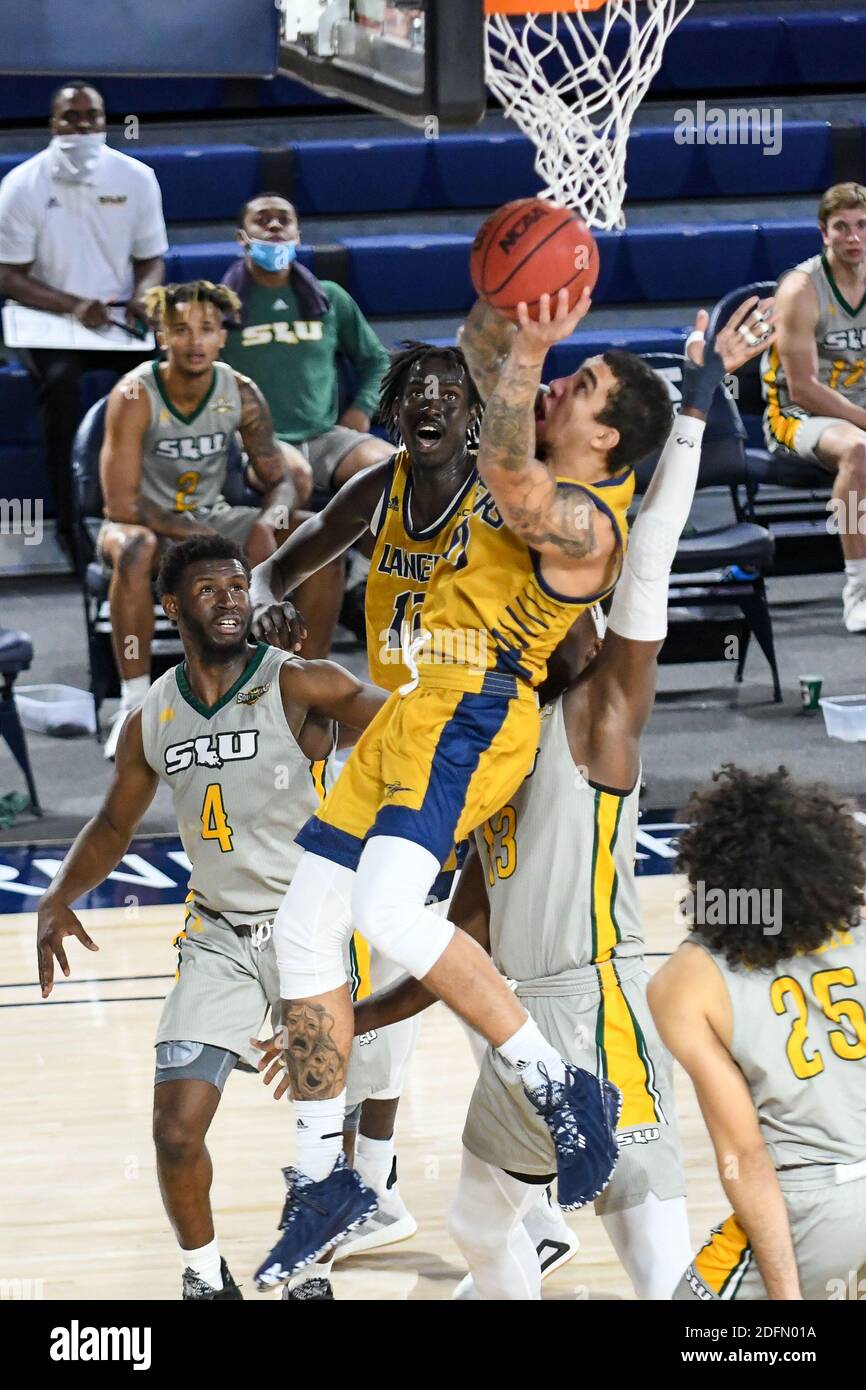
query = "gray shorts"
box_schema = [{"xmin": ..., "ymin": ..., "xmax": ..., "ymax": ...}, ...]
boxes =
[
  {"xmin": 462, "ymin": 956, "xmax": 685, "ymax": 1214},
  {"xmin": 97, "ymin": 496, "xmax": 259, "ymax": 560},
  {"xmin": 154, "ymin": 906, "xmax": 390, "ymax": 1103},
  {"xmin": 762, "ymin": 407, "xmax": 840, "ymax": 464},
  {"xmin": 299, "ymin": 425, "xmax": 370, "ymax": 490},
  {"xmin": 675, "ymin": 1164, "xmax": 866, "ymax": 1301}
]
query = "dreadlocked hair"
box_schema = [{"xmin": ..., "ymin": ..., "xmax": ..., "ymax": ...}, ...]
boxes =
[
  {"xmin": 142, "ymin": 280, "xmax": 241, "ymax": 328},
  {"xmin": 676, "ymin": 764, "xmax": 865, "ymax": 969},
  {"xmin": 378, "ymin": 341, "xmax": 483, "ymax": 448}
]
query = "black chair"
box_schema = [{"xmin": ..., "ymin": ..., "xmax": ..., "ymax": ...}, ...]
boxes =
[
  {"xmin": 708, "ymin": 281, "xmax": 838, "ymax": 578},
  {"xmin": 71, "ymin": 397, "xmax": 255, "ymax": 725},
  {"xmin": 0, "ymin": 626, "xmax": 41, "ymax": 814},
  {"xmin": 635, "ymin": 353, "xmax": 781, "ymax": 702}
]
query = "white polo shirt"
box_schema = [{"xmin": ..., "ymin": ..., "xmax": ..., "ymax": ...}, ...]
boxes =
[{"xmin": 0, "ymin": 142, "xmax": 168, "ymax": 305}]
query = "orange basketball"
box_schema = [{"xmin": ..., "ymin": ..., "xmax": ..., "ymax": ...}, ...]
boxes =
[{"xmin": 470, "ymin": 197, "xmax": 599, "ymax": 321}]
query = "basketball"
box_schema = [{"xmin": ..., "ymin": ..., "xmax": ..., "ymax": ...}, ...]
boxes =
[{"xmin": 470, "ymin": 197, "xmax": 599, "ymax": 320}]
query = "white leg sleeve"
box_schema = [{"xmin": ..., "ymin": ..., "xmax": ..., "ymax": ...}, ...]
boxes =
[
  {"xmin": 608, "ymin": 413, "xmax": 706, "ymax": 643},
  {"xmin": 274, "ymin": 851, "xmax": 356, "ymax": 998},
  {"xmin": 447, "ymin": 1147, "xmax": 542, "ymax": 1300},
  {"xmin": 600, "ymin": 1192, "xmax": 692, "ymax": 1300},
  {"xmin": 351, "ymin": 836, "xmax": 455, "ymax": 981}
]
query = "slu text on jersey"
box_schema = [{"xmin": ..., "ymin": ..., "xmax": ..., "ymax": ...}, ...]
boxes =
[{"xmin": 50, "ymin": 1321, "xmax": 152, "ymax": 1370}]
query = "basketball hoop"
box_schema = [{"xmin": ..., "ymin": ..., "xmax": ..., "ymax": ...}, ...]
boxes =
[{"xmin": 485, "ymin": 0, "xmax": 696, "ymax": 230}]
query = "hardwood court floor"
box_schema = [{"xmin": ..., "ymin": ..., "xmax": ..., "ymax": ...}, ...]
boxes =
[{"xmin": 0, "ymin": 876, "xmax": 727, "ymax": 1301}]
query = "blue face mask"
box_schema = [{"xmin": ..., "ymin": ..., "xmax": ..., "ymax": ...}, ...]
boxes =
[{"xmin": 245, "ymin": 237, "xmax": 297, "ymax": 273}]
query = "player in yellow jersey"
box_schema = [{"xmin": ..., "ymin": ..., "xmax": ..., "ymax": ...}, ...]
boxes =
[
  {"xmin": 249, "ymin": 340, "xmax": 481, "ymax": 1257},
  {"xmin": 254, "ymin": 290, "xmax": 676, "ymax": 1287}
]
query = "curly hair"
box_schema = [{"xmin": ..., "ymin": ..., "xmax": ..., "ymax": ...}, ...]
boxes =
[
  {"xmin": 157, "ymin": 534, "xmax": 250, "ymax": 600},
  {"xmin": 676, "ymin": 764, "xmax": 865, "ymax": 969},
  {"xmin": 143, "ymin": 280, "xmax": 241, "ymax": 328},
  {"xmin": 597, "ymin": 350, "xmax": 674, "ymax": 472},
  {"xmin": 378, "ymin": 341, "xmax": 483, "ymax": 447}
]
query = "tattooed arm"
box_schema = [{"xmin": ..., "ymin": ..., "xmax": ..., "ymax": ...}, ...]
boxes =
[
  {"xmin": 237, "ymin": 374, "xmax": 297, "ymax": 530},
  {"xmin": 458, "ymin": 297, "xmax": 517, "ymax": 400},
  {"xmin": 477, "ymin": 289, "xmax": 618, "ymax": 598}
]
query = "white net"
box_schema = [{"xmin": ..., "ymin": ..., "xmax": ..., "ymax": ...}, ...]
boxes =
[{"xmin": 485, "ymin": 0, "xmax": 695, "ymax": 230}]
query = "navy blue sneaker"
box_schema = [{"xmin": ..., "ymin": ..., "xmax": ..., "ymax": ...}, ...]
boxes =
[
  {"xmin": 254, "ymin": 1153, "xmax": 377, "ymax": 1290},
  {"xmin": 525, "ymin": 1064, "xmax": 622, "ymax": 1212}
]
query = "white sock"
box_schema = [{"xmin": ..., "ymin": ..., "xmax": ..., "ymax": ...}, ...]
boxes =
[
  {"xmin": 295, "ymin": 1092, "xmax": 347, "ymax": 1181},
  {"xmin": 120, "ymin": 674, "xmax": 150, "ymax": 710},
  {"xmin": 180, "ymin": 1236, "xmax": 222, "ymax": 1290},
  {"xmin": 497, "ymin": 1017, "xmax": 566, "ymax": 1090},
  {"xmin": 844, "ymin": 557, "xmax": 866, "ymax": 585},
  {"xmin": 356, "ymin": 1133, "xmax": 394, "ymax": 1195}
]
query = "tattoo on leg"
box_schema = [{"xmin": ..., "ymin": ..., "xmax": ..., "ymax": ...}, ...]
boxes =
[{"xmin": 281, "ymin": 1000, "xmax": 347, "ymax": 1099}]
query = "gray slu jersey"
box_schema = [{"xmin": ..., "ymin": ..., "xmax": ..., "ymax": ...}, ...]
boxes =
[
  {"xmin": 140, "ymin": 643, "xmax": 323, "ymax": 924},
  {"xmin": 701, "ymin": 930, "xmax": 866, "ymax": 1170},
  {"xmin": 475, "ymin": 695, "xmax": 644, "ymax": 981},
  {"xmin": 123, "ymin": 358, "xmax": 242, "ymax": 514},
  {"xmin": 762, "ymin": 253, "xmax": 866, "ymax": 426}
]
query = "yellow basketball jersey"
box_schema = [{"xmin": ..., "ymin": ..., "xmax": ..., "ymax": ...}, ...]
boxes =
[
  {"xmin": 365, "ymin": 449, "xmax": 477, "ymax": 691},
  {"xmin": 416, "ymin": 469, "xmax": 635, "ymax": 689}
]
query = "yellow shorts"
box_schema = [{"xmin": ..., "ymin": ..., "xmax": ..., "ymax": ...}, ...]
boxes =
[{"xmin": 297, "ymin": 673, "xmax": 540, "ymax": 871}]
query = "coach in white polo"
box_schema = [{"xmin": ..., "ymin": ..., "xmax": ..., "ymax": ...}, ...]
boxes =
[{"xmin": 0, "ymin": 81, "xmax": 167, "ymax": 562}]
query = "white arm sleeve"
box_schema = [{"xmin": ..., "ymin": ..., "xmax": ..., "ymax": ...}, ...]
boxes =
[{"xmin": 608, "ymin": 412, "xmax": 706, "ymax": 643}]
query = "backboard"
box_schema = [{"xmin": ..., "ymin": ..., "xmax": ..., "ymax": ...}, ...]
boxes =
[{"xmin": 278, "ymin": 0, "xmax": 487, "ymax": 129}]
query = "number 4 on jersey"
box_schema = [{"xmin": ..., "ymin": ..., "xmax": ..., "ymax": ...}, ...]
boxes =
[{"xmin": 200, "ymin": 783, "xmax": 233, "ymax": 853}]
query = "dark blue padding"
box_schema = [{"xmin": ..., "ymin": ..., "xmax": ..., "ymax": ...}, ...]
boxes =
[
  {"xmin": 0, "ymin": 368, "xmax": 40, "ymax": 444},
  {"xmin": 656, "ymin": 14, "xmax": 787, "ymax": 91},
  {"xmin": 624, "ymin": 224, "xmax": 760, "ymax": 303},
  {"xmin": 544, "ymin": 328, "xmax": 688, "ymax": 382},
  {"xmin": 784, "ymin": 11, "xmax": 866, "ymax": 86},
  {"xmin": 434, "ymin": 133, "xmax": 542, "ymax": 208},
  {"xmin": 0, "ymin": 0, "xmax": 278, "ymax": 76},
  {"xmin": 688, "ymin": 121, "xmax": 832, "ymax": 198},
  {"xmin": 293, "ymin": 138, "xmax": 432, "ymax": 215},
  {"xmin": 341, "ymin": 234, "xmax": 474, "ymax": 315},
  {"xmin": 759, "ymin": 222, "xmax": 821, "ymax": 281},
  {"xmin": 131, "ymin": 145, "xmax": 261, "ymax": 222},
  {"xmin": 0, "ymin": 446, "xmax": 53, "ymax": 516}
]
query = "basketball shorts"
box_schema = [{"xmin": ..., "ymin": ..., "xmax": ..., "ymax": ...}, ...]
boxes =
[
  {"xmin": 154, "ymin": 900, "xmax": 389, "ymax": 1104},
  {"xmin": 675, "ymin": 1163, "xmax": 866, "ymax": 1301},
  {"xmin": 97, "ymin": 496, "xmax": 260, "ymax": 561},
  {"xmin": 296, "ymin": 674, "xmax": 541, "ymax": 872},
  {"xmin": 462, "ymin": 955, "xmax": 685, "ymax": 1215},
  {"xmin": 297, "ymin": 425, "xmax": 371, "ymax": 490},
  {"xmin": 762, "ymin": 405, "xmax": 841, "ymax": 464}
]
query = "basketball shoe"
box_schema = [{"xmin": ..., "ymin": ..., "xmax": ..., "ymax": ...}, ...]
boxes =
[
  {"xmin": 525, "ymin": 1064, "xmax": 622, "ymax": 1212},
  {"xmin": 182, "ymin": 1258, "xmax": 242, "ymax": 1300},
  {"xmin": 282, "ymin": 1277, "xmax": 334, "ymax": 1300},
  {"xmin": 254, "ymin": 1153, "xmax": 377, "ymax": 1289},
  {"xmin": 333, "ymin": 1157, "xmax": 417, "ymax": 1261}
]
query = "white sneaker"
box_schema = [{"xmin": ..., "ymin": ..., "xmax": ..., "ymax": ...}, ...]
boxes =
[
  {"xmin": 843, "ymin": 579, "xmax": 866, "ymax": 633},
  {"xmin": 452, "ymin": 1186, "xmax": 579, "ymax": 1299},
  {"xmin": 332, "ymin": 1160, "xmax": 417, "ymax": 1262},
  {"xmin": 103, "ymin": 703, "xmax": 138, "ymax": 760}
]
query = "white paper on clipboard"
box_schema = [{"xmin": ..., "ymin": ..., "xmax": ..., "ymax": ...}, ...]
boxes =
[{"xmin": 2, "ymin": 304, "xmax": 155, "ymax": 352}]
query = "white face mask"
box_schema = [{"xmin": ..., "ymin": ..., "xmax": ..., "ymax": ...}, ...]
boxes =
[{"xmin": 49, "ymin": 131, "xmax": 106, "ymax": 182}]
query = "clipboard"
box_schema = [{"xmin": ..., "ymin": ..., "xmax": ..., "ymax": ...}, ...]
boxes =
[{"xmin": 2, "ymin": 304, "xmax": 156, "ymax": 352}]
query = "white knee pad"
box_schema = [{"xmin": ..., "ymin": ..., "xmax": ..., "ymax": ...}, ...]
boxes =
[
  {"xmin": 275, "ymin": 851, "xmax": 356, "ymax": 998},
  {"xmin": 352, "ymin": 837, "xmax": 455, "ymax": 981}
]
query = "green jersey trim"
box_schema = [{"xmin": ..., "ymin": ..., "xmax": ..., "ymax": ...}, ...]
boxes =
[
  {"xmin": 821, "ymin": 253, "xmax": 866, "ymax": 319},
  {"xmin": 152, "ymin": 361, "xmax": 218, "ymax": 426},
  {"xmin": 175, "ymin": 642, "xmax": 268, "ymax": 719}
]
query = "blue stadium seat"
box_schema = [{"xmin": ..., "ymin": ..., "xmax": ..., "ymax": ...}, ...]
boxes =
[
  {"xmin": 132, "ymin": 144, "xmax": 261, "ymax": 221},
  {"xmin": 293, "ymin": 138, "xmax": 432, "ymax": 215},
  {"xmin": 341, "ymin": 233, "xmax": 474, "ymax": 315},
  {"xmin": 785, "ymin": 11, "xmax": 866, "ymax": 85},
  {"xmin": 434, "ymin": 132, "xmax": 541, "ymax": 209}
]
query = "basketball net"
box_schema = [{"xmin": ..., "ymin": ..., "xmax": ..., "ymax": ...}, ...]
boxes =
[{"xmin": 485, "ymin": 0, "xmax": 696, "ymax": 230}]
